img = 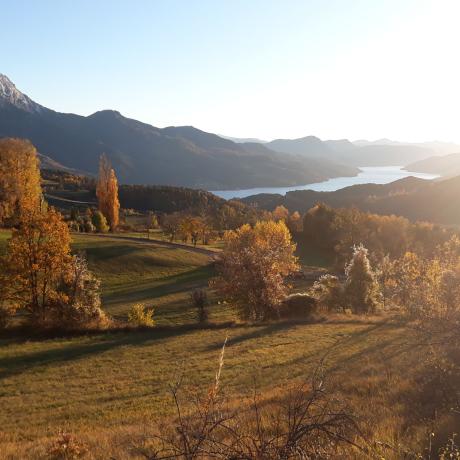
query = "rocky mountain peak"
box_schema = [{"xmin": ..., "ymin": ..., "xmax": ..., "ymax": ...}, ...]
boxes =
[{"xmin": 0, "ymin": 74, "xmax": 43, "ymax": 113}]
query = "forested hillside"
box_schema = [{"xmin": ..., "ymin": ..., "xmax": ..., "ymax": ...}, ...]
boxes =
[{"xmin": 242, "ymin": 175, "xmax": 460, "ymax": 224}]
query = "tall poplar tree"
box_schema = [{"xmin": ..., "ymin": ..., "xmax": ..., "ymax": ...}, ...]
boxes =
[{"xmin": 96, "ymin": 154, "xmax": 120, "ymax": 231}]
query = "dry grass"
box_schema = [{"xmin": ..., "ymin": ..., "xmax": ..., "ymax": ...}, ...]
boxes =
[
  {"xmin": 1, "ymin": 230, "xmax": 459, "ymax": 458},
  {"xmin": 1, "ymin": 315, "xmax": 458, "ymax": 458}
]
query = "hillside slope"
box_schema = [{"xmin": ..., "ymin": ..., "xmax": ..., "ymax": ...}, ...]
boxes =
[
  {"xmin": 0, "ymin": 74, "xmax": 357, "ymax": 189},
  {"xmin": 242, "ymin": 175, "xmax": 460, "ymax": 224},
  {"xmin": 406, "ymin": 152, "xmax": 460, "ymax": 177}
]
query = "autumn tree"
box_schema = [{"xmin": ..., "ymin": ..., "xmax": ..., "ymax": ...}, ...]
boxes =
[
  {"xmin": 96, "ymin": 154, "xmax": 120, "ymax": 231},
  {"xmin": 344, "ymin": 244, "xmax": 381, "ymax": 314},
  {"xmin": 287, "ymin": 210, "xmax": 303, "ymax": 234},
  {"xmin": 162, "ymin": 212, "xmax": 182, "ymax": 241},
  {"xmin": 0, "ymin": 138, "xmax": 41, "ymax": 225},
  {"xmin": 272, "ymin": 205, "xmax": 289, "ymax": 222},
  {"xmin": 215, "ymin": 220, "xmax": 299, "ymax": 320},
  {"xmin": 375, "ymin": 255, "xmax": 395, "ymax": 309},
  {"xmin": 1, "ymin": 207, "xmax": 72, "ymax": 324},
  {"xmin": 1, "ymin": 207, "xmax": 106, "ymax": 327}
]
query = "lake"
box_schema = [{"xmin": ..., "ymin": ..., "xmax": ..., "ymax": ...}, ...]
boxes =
[{"xmin": 211, "ymin": 166, "xmax": 440, "ymax": 200}]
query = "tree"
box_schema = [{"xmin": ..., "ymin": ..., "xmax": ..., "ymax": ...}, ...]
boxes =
[
  {"xmin": 190, "ymin": 289, "xmax": 208, "ymax": 323},
  {"xmin": 376, "ymin": 255, "xmax": 395, "ymax": 309},
  {"xmin": 2, "ymin": 207, "xmax": 73, "ymax": 324},
  {"xmin": 0, "ymin": 138, "xmax": 41, "ymax": 225},
  {"xmin": 1, "ymin": 207, "xmax": 106, "ymax": 327},
  {"xmin": 214, "ymin": 220, "xmax": 299, "ymax": 320},
  {"xmin": 272, "ymin": 205, "xmax": 289, "ymax": 222},
  {"xmin": 162, "ymin": 212, "xmax": 183, "ymax": 241},
  {"xmin": 96, "ymin": 154, "xmax": 120, "ymax": 231},
  {"xmin": 287, "ymin": 211, "xmax": 303, "ymax": 234},
  {"xmin": 344, "ymin": 245, "xmax": 380, "ymax": 314},
  {"xmin": 91, "ymin": 210, "xmax": 109, "ymax": 233},
  {"xmin": 303, "ymin": 203, "xmax": 339, "ymax": 251}
]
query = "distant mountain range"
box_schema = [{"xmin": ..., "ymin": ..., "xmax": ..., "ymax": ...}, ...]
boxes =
[
  {"xmin": 1, "ymin": 73, "xmax": 458, "ymax": 190},
  {"xmin": 241, "ymin": 175, "xmax": 460, "ymax": 225},
  {"xmin": 0, "ymin": 74, "xmax": 358, "ymax": 189},
  {"xmin": 263, "ymin": 136, "xmax": 456, "ymax": 167}
]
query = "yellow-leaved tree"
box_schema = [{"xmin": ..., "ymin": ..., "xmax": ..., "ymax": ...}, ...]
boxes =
[
  {"xmin": 1, "ymin": 207, "xmax": 72, "ymax": 324},
  {"xmin": 0, "ymin": 138, "xmax": 42, "ymax": 225},
  {"xmin": 214, "ymin": 220, "xmax": 298, "ymax": 320},
  {"xmin": 96, "ymin": 154, "xmax": 120, "ymax": 231},
  {"xmin": 1, "ymin": 207, "xmax": 107, "ymax": 328}
]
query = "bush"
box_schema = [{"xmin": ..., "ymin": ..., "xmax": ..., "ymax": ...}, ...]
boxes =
[
  {"xmin": 68, "ymin": 220, "xmax": 80, "ymax": 232},
  {"xmin": 128, "ymin": 303, "xmax": 155, "ymax": 327},
  {"xmin": 83, "ymin": 220, "xmax": 95, "ymax": 233},
  {"xmin": 47, "ymin": 429, "xmax": 88, "ymax": 459},
  {"xmin": 312, "ymin": 274, "xmax": 344, "ymax": 311},
  {"xmin": 190, "ymin": 289, "xmax": 209, "ymax": 323},
  {"xmin": 55, "ymin": 255, "xmax": 109, "ymax": 328},
  {"xmin": 91, "ymin": 210, "xmax": 109, "ymax": 233},
  {"xmin": 280, "ymin": 292, "xmax": 317, "ymax": 318}
]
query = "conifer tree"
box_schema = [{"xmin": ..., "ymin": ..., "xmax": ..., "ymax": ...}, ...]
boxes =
[{"xmin": 344, "ymin": 244, "xmax": 380, "ymax": 314}]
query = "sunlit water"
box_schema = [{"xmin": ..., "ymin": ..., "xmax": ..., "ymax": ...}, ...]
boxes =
[{"xmin": 211, "ymin": 166, "xmax": 440, "ymax": 200}]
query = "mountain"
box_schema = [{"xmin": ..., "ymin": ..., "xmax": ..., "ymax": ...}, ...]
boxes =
[
  {"xmin": 265, "ymin": 135, "xmax": 439, "ymax": 166},
  {"xmin": 354, "ymin": 138, "xmax": 460, "ymax": 156},
  {"xmin": 0, "ymin": 74, "xmax": 358, "ymax": 189},
  {"xmin": 241, "ymin": 175, "xmax": 460, "ymax": 225},
  {"xmin": 405, "ymin": 152, "xmax": 460, "ymax": 177},
  {"xmin": 267, "ymin": 136, "xmax": 330, "ymax": 157},
  {"xmin": 218, "ymin": 134, "xmax": 268, "ymax": 144}
]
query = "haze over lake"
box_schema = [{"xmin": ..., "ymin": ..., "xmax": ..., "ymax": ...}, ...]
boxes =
[{"xmin": 212, "ymin": 166, "xmax": 440, "ymax": 200}]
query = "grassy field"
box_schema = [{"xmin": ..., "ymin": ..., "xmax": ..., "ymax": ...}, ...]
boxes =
[
  {"xmin": 1, "ymin": 230, "xmax": 216, "ymax": 322},
  {"xmin": 1, "ymin": 315, "xmax": 446, "ymax": 458},
  {"xmin": 1, "ymin": 229, "xmax": 458, "ymax": 458},
  {"xmin": 72, "ymin": 234, "xmax": 218, "ymax": 322}
]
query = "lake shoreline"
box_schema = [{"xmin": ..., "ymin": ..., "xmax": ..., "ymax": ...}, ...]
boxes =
[{"xmin": 211, "ymin": 166, "xmax": 440, "ymax": 200}]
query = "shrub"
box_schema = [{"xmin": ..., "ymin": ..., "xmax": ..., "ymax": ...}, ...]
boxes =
[
  {"xmin": 91, "ymin": 210, "xmax": 109, "ymax": 233},
  {"xmin": 83, "ymin": 220, "xmax": 95, "ymax": 233},
  {"xmin": 128, "ymin": 303, "xmax": 155, "ymax": 327},
  {"xmin": 141, "ymin": 342, "xmax": 359, "ymax": 459},
  {"xmin": 280, "ymin": 292, "xmax": 317, "ymax": 318},
  {"xmin": 68, "ymin": 220, "xmax": 80, "ymax": 232},
  {"xmin": 47, "ymin": 429, "xmax": 88, "ymax": 459},
  {"xmin": 190, "ymin": 289, "xmax": 208, "ymax": 323},
  {"xmin": 312, "ymin": 274, "xmax": 344, "ymax": 311},
  {"xmin": 55, "ymin": 254, "xmax": 109, "ymax": 328}
]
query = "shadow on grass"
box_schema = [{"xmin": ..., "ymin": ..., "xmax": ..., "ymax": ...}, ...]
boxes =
[
  {"xmin": 0, "ymin": 321, "xmax": 235, "ymax": 381},
  {"xmin": 205, "ymin": 317, "xmax": 326, "ymax": 351},
  {"xmin": 103, "ymin": 265, "xmax": 214, "ymax": 308}
]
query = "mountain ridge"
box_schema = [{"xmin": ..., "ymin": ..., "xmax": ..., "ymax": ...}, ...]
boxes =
[{"xmin": 0, "ymin": 75, "xmax": 358, "ymax": 189}]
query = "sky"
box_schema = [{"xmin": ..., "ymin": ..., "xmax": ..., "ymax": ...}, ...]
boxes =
[{"xmin": 2, "ymin": 0, "xmax": 460, "ymax": 142}]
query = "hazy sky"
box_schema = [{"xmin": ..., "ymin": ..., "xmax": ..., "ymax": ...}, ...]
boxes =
[{"xmin": 2, "ymin": 0, "xmax": 460, "ymax": 142}]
